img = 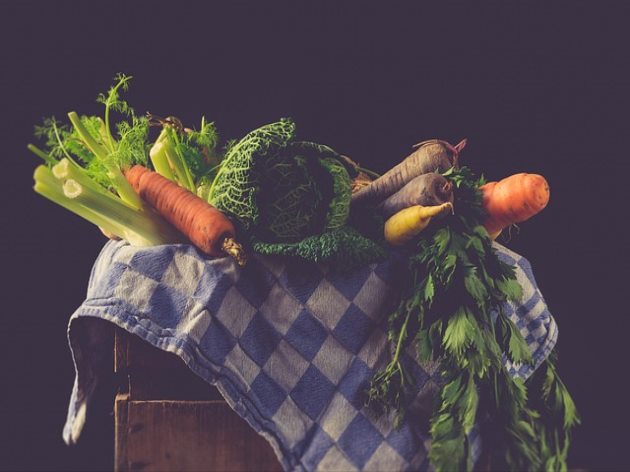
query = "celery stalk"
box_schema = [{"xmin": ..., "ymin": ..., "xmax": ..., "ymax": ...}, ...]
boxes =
[
  {"xmin": 149, "ymin": 132, "xmax": 176, "ymax": 181},
  {"xmin": 67, "ymin": 112, "xmax": 109, "ymax": 160},
  {"xmin": 34, "ymin": 166, "xmax": 135, "ymax": 242},
  {"xmin": 52, "ymin": 158, "xmax": 135, "ymax": 209},
  {"xmin": 27, "ymin": 143, "xmax": 58, "ymax": 166},
  {"xmin": 98, "ymin": 117, "xmax": 117, "ymax": 153},
  {"xmin": 35, "ymin": 179, "xmax": 137, "ymax": 244},
  {"xmin": 67, "ymin": 111, "xmax": 143, "ymax": 210},
  {"xmin": 34, "ymin": 166, "xmax": 181, "ymax": 247},
  {"xmin": 166, "ymin": 128, "xmax": 196, "ymax": 192},
  {"xmin": 150, "ymin": 127, "xmax": 195, "ymax": 192},
  {"xmin": 63, "ymin": 179, "xmax": 180, "ymax": 245}
]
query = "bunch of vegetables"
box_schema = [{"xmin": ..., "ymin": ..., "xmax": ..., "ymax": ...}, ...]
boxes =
[
  {"xmin": 206, "ymin": 119, "xmax": 385, "ymax": 268},
  {"xmin": 29, "ymin": 75, "xmax": 577, "ymax": 471},
  {"xmin": 353, "ymin": 144, "xmax": 578, "ymax": 471},
  {"xmin": 29, "ymin": 75, "xmax": 384, "ymax": 268},
  {"xmin": 29, "ymin": 74, "xmax": 249, "ymax": 264}
]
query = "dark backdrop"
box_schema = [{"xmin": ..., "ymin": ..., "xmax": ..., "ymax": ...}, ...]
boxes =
[{"xmin": 1, "ymin": 2, "xmax": 629, "ymax": 471}]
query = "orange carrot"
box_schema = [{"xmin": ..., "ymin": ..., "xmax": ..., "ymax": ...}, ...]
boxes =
[
  {"xmin": 480, "ymin": 173, "xmax": 550, "ymax": 236},
  {"xmin": 125, "ymin": 165, "xmax": 246, "ymax": 265}
]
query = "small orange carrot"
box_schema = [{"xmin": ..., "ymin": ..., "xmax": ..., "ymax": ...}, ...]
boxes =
[
  {"xmin": 480, "ymin": 173, "xmax": 550, "ymax": 237},
  {"xmin": 125, "ymin": 165, "xmax": 246, "ymax": 265}
]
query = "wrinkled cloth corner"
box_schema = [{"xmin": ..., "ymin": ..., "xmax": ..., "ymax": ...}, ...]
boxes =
[{"xmin": 63, "ymin": 240, "xmax": 558, "ymax": 471}]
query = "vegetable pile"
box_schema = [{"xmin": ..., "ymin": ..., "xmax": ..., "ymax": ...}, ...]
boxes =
[
  {"xmin": 206, "ymin": 120, "xmax": 384, "ymax": 268},
  {"xmin": 31, "ymin": 75, "xmax": 221, "ymax": 251},
  {"xmin": 354, "ymin": 155, "xmax": 577, "ymax": 470},
  {"xmin": 29, "ymin": 75, "xmax": 382, "ymax": 268},
  {"xmin": 28, "ymin": 75, "xmax": 577, "ymax": 472}
]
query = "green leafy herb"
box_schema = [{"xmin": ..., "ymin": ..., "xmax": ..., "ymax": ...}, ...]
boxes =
[
  {"xmin": 29, "ymin": 75, "xmax": 181, "ymax": 246},
  {"xmin": 96, "ymin": 72, "xmax": 133, "ymax": 152},
  {"xmin": 366, "ymin": 166, "xmax": 578, "ymax": 471}
]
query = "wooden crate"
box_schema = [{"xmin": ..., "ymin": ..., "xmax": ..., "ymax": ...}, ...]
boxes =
[{"xmin": 114, "ymin": 328, "xmax": 281, "ymax": 472}]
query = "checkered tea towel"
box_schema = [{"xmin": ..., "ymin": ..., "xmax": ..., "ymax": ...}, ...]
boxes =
[{"xmin": 63, "ymin": 240, "xmax": 558, "ymax": 471}]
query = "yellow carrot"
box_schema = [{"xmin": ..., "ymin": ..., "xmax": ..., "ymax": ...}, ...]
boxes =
[{"xmin": 384, "ymin": 202, "xmax": 453, "ymax": 246}]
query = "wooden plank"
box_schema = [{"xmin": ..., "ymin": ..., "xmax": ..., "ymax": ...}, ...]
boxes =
[
  {"xmin": 116, "ymin": 327, "xmax": 226, "ymax": 401},
  {"xmin": 125, "ymin": 329, "xmax": 186, "ymax": 371},
  {"xmin": 129, "ymin": 369, "xmax": 224, "ymax": 401},
  {"xmin": 114, "ymin": 330, "xmax": 280, "ymax": 470},
  {"xmin": 115, "ymin": 326, "xmax": 185, "ymax": 371},
  {"xmin": 126, "ymin": 400, "xmax": 282, "ymax": 472},
  {"xmin": 114, "ymin": 393, "xmax": 130, "ymax": 472},
  {"xmin": 114, "ymin": 328, "xmax": 128, "ymax": 374}
]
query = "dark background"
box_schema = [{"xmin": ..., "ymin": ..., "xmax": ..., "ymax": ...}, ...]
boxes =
[{"xmin": 1, "ymin": 2, "xmax": 629, "ymax": 471}]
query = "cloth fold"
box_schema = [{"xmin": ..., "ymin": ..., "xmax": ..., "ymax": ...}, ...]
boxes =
[{"xmin": 63, "ymin": 241, "xmax": 558, "ymax": 471}]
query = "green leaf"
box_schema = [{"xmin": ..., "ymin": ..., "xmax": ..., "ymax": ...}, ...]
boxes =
[
  {"xmin": 473, "ymin": 224, "xmax": 490, "ymax": 240},
  {"xmin": 511, "ymin": 377, "xmax": 528, "ymax": 406},
  {"xmin": 416, "ymin": 329, "xmax": 433, "ymax": 362},
  {"xmin": 428, "ymin": 320, "xmax": 444, "ymax": 358},
  {"xmin": 96, "ymin": 73, "xmax": 134, "ymax": 116},
  {"xmin": 434, "ymin": 227, "xmax": 451, "ymax": 256},
  {"xmin": 441, "ymin": 375, "xmax": 464, "ymax": 406},
  {"xmin": 497, "ymin": 259, "xmax": 518, "ymax": 280},
  {"xmin": 497, "ymin": 277, "xmax": 524, "ymax": 303},
  {"xmin": 440, "ymin": 253, "xmax": 457, "ymax": 283},
  {"xmin": 110, "ymin": 115, "xmax": 150, "ymax": 168},
  {"xmin": 431, "ymin": 413, "xmax": 456, "ymax": 438},
  {"xmin": 464, "ymin": 266, "xmax": 488, "ymax": 304},
  {"xmin": 423, "ymin": 274, "xmax": 435, "ymax": 304},
  {"xmin": 430, "ymin": 436, "xmax": 467, "ymax": 471},
  {"xmin": 450, "ymin": 233, "xmax": 469, "ymax": 259},
  {"xmin": 558, "ymin": 382, "xmax": 580, "ymax": 429},
  {"xmin": 516, "ymin": 419, "xmax": 537, "ymax": 439},
  {"xmin": 504, "ymin": 317, "xmax": 533, "ymax": 365},
  {"xmin": 443, "ymin": 308, "xmax": 475, "ymax": 359},
  {"xmin": 466, "ymin": 234, "xmax": 485, "ymax": 257},
  {"xmin": 460, "ymin": 375, "xmax": 479, "ymax": 433},
  {"xmin": 541, "ymin": 361, "xmax": 555, "ymax": 400}
]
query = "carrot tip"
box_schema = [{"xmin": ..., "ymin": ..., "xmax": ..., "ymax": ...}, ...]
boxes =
[{"xmin": 222, "ymin": 237, "xmax": 247, "ymax": 267}]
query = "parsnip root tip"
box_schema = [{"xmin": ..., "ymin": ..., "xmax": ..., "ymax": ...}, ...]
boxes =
[{"xmin": 444, "ymin": 201, "xmax": 454, "ymax": 215}]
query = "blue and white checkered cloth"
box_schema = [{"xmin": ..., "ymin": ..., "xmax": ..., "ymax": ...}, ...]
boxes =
[{"xmin": 63, "ymin": 240, "xmax": 558, "ymax": 471}]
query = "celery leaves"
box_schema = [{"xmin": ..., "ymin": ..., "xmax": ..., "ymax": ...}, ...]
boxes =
[{"xmin": 366, "ymin": 167, "xmax": 579, "ymax": 472}]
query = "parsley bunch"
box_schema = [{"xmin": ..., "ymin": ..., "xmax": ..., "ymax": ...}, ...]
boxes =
[{"xmin": 366, "ymin": 167, "xmax": 579, "ymax": 471}]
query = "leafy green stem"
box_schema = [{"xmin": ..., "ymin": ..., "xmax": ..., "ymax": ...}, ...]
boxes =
[
  {"xmin": 27, "ymin": 143, "xmax": 57, "ymax": 166},
  {"xmin": 101, "ymin": 74, "xmax": 132, "ymax": 152},
  {"xmin": 52, "ymin": 119, "xmax": 73, "ymax": 161},
  {"xmin": 68, "ymin": 111, "xmax": 142, "ymax": 209},
  {"xmin": 392, "ymin": 310, "xmax": 412, "ymax": 371}
]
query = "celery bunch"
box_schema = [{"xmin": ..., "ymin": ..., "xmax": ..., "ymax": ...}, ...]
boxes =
[{"xmin": 29, "ymin": 74, "xmax": 219, "ymax": 246}]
